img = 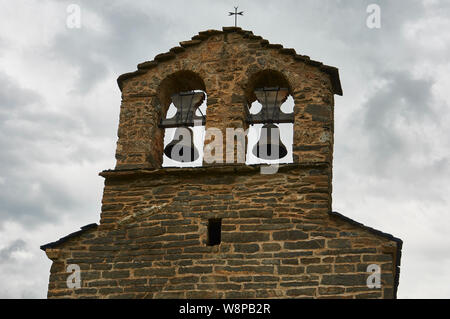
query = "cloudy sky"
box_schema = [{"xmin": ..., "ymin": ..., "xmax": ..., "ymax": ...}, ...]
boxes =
[{"xmin": 0, "ymin": 0, "xmax": 449, "ymax": 298}]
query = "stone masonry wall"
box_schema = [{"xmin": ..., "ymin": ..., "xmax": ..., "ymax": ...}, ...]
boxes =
[
  {"xmin": 44, "ymin": 165, "xmax": 399, "ymax": 299},
  {"xmin": 42, "ymin": 28, "xmax": 401, "ymax": 299}
]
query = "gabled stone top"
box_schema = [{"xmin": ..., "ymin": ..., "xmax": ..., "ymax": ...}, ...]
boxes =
[{"xmin": 117, "ymin": 27, "xmax": 343, "ymax": 96}]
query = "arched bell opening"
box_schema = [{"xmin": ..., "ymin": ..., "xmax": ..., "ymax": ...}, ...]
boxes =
[
  {"xmin": 244, "ymin": 70, "xmax": 294, "ymax": 165},
  {"xmin": 157, "ymin": 71, "xmax": 207, "ymax": 167}
]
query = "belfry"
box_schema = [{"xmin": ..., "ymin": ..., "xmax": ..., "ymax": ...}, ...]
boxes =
[{"xmin": 41, "ymin": 27, "xmax": 402, "ymax": 299}]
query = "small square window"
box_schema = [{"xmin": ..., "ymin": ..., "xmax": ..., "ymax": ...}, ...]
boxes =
[{"xmin": 207, "ymin": 219, "xmax": 222, "ymax": 246}]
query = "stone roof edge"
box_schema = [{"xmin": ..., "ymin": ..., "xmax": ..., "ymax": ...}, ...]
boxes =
[
  {"xmin": 116, "ymin": 27, "xmax": 343, "ymax": 96},
  {"xmin": 99, "ymin": 162, "xmax": 330, "ymax": 179},
  {"xmin": 40, "ymin": 223, "xmax": 98, "ymax": 251},
  {"xmin": 328, "ymin": 211, "xmax": 403, "ymax": 299}
]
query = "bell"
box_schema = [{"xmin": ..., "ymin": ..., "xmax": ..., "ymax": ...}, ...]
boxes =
[
  {"xmin": 164, "ymin": 127, "xmax": 199, "ymax": 162},
  {"xmin": 252, "ymin": 123, "xmax": 288, "ymax": 160}
]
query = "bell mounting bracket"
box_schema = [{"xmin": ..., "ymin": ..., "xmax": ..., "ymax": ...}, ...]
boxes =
[
  {"xmin": 245, "ymin": 87, "xmax": 294, "ymax": 125},
  {"xmin": 159, "ymin": 91, "xmax": 206, "ymax": 128}
]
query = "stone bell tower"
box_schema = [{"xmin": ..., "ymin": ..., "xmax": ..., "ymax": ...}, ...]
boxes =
[{"xmin": 41, "ymin": 27, "xmax": 402, "ymax": 299}]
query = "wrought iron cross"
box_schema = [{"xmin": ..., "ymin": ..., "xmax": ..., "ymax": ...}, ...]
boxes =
[{"xmin": 228, "ymin": 6, "xmax": 243, "ymax": 27}]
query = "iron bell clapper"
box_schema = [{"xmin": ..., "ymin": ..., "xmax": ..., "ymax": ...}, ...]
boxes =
[
  {"xmin": 164, "ymin": 127, "xmax": 199, "ymax": 162},
  {"xmin": 252, "ymin": 123, "xmax": 288, "ymax": 160}
]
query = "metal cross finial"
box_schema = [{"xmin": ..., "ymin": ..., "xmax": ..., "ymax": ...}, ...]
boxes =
[{"xmin": 228, "ymin": 6, "xmax": 243, "ymax": 27}]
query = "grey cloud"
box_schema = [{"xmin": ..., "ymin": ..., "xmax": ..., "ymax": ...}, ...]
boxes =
[
  {"xmin": 50, "ymin": 31, "xmax": 109, "ymax": 93},
  {"xmin": 0, "ymin": 72, "xmax": 41, "ymax": 112},
  {"xmin": 361, "ymin": 70, "xmax": 436, "ymax": 173},
  {"xmin": 0, "ymin": 175, "xmax": 79, "ymax": 228},
  {"xmin": 0, "ymin": 240, "xmax": 26, "ymax": 264},
  {"xmin": 0, "ymin": 72, "xmax": 102, "ymax": 229},
  {"xmin": 335, "ymin": 69, "xmax": 450, "ymax": 205},
  {"xmin": 0, "ymin": 0, "xmax": 448, "ymax": 298},
  {"xmin": 49, "ymin": 0, "xmax": 173, "ymax": 93}
]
